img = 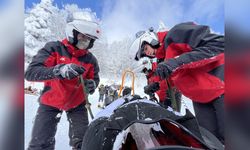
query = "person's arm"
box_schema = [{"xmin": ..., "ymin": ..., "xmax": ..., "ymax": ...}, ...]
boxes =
[
  {"xmin": 25, "ymin": 42, "xmax": 59, "ymax": 81},
  {"xmin": 164, "ymin": 22, "xmax": 224, "ymax": 71},
  {"xmin": 93, "ymin": 60, "xmax": 100, "ymax": 87},
  {"xmin": 86, "ymin": 55, "xmax": 100, "ymax": 87},
  {"xmin": 83, "ymin": 55, "xmax": 100, "ymax": 94}
]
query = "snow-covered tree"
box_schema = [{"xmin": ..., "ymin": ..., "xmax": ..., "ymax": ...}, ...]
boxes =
[
  {"xmin": 24, "ymin": 0, "xmax": 103, "ymax": 63},
  {"xmin": 98, "ymin": 37, "xmax": 141, "ymax": 79},
  {"xmin": 25, "ymin": 0, "xmax": 61, "ymax": 58},
  {"xmin": 24, "ymin": 0, "xmax": 145, "ymax": 81}
]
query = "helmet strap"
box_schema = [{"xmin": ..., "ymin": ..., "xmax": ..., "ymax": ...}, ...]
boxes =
[
  {"xmin": 68, "ymin": 37, "xmax": 74, "ymax": 44},
  {"xmin": 86, "ymin": 39, "xmax": 95, "ymax": 49},
  {"xmin": 72, "ymin": 29, "xmax": 79, "ymax": 46}
]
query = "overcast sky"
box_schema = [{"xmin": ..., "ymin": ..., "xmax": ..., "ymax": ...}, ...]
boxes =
[{"xmin": 25, "ymin": 0, "xmax": 224, "ymax": 43}]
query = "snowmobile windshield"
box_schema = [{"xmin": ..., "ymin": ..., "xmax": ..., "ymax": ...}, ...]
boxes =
[{"xmin": 113, "ymin": 120, "xmax": 209, "ymax": 150}]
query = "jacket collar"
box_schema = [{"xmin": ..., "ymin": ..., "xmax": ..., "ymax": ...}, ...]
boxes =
[{"xmin": 61, "ymin": 38, "xmax": 88, "ymax": 57}]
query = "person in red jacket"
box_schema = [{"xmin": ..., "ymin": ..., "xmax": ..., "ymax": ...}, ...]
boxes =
[
  {"xmin": 132, "ymin": 28, "xmax": 182, "ymax": 111},
  {"xmin": 138, "ymin": 57, "xmax": 181, "ymax": 110},
  {"xmin": 133, "ymin": 22, "xmax": 224, "ymax": 143},
  {"xmin": 25, "ymin": 12, "xmax": 101, "ymax": 150}
]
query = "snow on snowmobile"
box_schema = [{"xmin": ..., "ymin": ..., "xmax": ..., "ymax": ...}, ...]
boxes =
[
  {"xmin": 81, "ymin": 95, "xmax": 223, "ymax": 150},
  {"xmin": 81, "ymin": 70, "xmax": 224, "ymax": 150}
]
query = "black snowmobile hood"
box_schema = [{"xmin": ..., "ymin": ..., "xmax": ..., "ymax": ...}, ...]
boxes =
[{"xmin": 82, "ymin": 99, "xmax": 222, "ymax": 150}]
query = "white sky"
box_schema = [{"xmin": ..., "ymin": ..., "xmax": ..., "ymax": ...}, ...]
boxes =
[{"xmin": 100, "ymin": 0, "xmax": 224, "ymax": 43}]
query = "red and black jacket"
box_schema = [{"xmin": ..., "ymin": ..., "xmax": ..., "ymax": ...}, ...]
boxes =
[
  {"xmin": 25, "ymin": 39, "xmax": 100, "ymax": 110},
  {"xmin": 146, "ymin": 62, "xmax": 168, "ymax": 102},
  {"xmin": 161, "ymin": 22, "xmax": 224, "ymax": 103},
  {"xmin": 144, "ymin": 31, "xmax": 175, "ymax": 103}
]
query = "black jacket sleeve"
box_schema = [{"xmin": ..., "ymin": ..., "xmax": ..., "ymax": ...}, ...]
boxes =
[
  {"xmin": 86, "ymin": 54, "xmax": 100, "ymax": 88},
  {"xmin": 164, "ymin": 22, "xmax": 224, "ymax": 71},
  {"xmin": 92, "ymin": 56, "xmax": 100, "ymax": 88},
  {"xmin": 25, "ymin": 42, "xmax": 58, "ymax": 81}
]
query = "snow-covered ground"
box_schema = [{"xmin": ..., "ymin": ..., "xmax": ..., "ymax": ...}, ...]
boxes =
[
  {"xmin": 25, "ymin": 78, "xmax": 194, "ymax": 149},
  {"xmin": 24, "ymin": 78, "xmax": 104, "ymax": 149}
]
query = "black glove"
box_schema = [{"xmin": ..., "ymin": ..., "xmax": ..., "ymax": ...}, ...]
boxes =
[
  {"xmin": 144, "ymin": 82, "xmax": 160, "ymax": 95},
  {"xmin": 53, "ymin": 63, "xmax": 85, "ymax": 80},
  {"xmin": 122, "ymin": 87, "xmax": 132, "ymax": 96},
  {"xmin": 84, "ymin": 79, "xmax": 96, "ymax": 94},
  {"xmin": 162, "ymin": 97, "xmax": 172, "ymax": 108},
  {"xmin": 155, "ymin": 62, "xmax": 173, "ymax": 79},
  {"xmin": 141, "ymin": 67, "xmax": 148, "ymax": 74}
]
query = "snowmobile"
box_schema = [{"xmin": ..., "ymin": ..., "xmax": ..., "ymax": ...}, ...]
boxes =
[
  {"xmin": 81, "ymin": 71, "xmax": 224, "ymax": 150},
  {"xmin": 81, "ymin": 95, "xmax": 224, "ymax": 150}
]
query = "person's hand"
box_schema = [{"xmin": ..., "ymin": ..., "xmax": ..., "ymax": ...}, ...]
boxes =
[
  {"xmin": 84, "ymin": 79, "xmax": 96, "ymax": 94},
  {"xmin": 144, "ymin": 82, "xmax": 160, "ymax": 95},
  {"xmin": 155, "ymin": 62, "xmax": 173, "ymax": 79},
  {"xmin": 53, "ymin": 63, "xmax": 85, "ymax": 80}
]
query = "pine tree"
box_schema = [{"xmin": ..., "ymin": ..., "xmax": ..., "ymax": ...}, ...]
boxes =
[{"xmin": 25, "ymin": 0, "xmax": 65, "ymax": 60}]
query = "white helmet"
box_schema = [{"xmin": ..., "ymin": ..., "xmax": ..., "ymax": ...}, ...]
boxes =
[
  {"xmin": 130, "ymin": 27, "xmax": 159, "ymax": 61},
  {"xmin": 65, "ymin": 12, "xmax": 101, "ymax": 41}
]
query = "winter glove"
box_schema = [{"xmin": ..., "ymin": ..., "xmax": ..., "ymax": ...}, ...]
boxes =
[
  {"xmin": 53, "ymin": 63, "xmax": 85, "ymax": 80},
  {"xmin": 84, "ymin": 79, "xmax": 96, "ymax": 94},
  {"xmin": 141, "ymin": 67, "xmax": 148, "ymax": 74},
  {"xmin": 155, "ymin": 62, "xmax": 173, "ymax": 79},
  {"xmin": 144, "ymin": 82, "xmax": 160, "ymax": 95},
  {"xmin": 161, "ymin": 97, "xmax": 172, "ymax": 108},
  {"xmin": 122, "ymin": 87, "xmax": 132, "ymax": 96}
]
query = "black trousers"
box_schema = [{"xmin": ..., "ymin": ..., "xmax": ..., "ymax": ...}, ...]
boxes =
[
  {"xmin": 98, "ymin": 94, "xmax": 104, "ymax": 102},
  {"xmin": 193, "ymin": 95, "xmax": 224, "ymax": 143},
  {"xmin": 27, "ymin": 103, "xmax": 89, "ymax": 150}
]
